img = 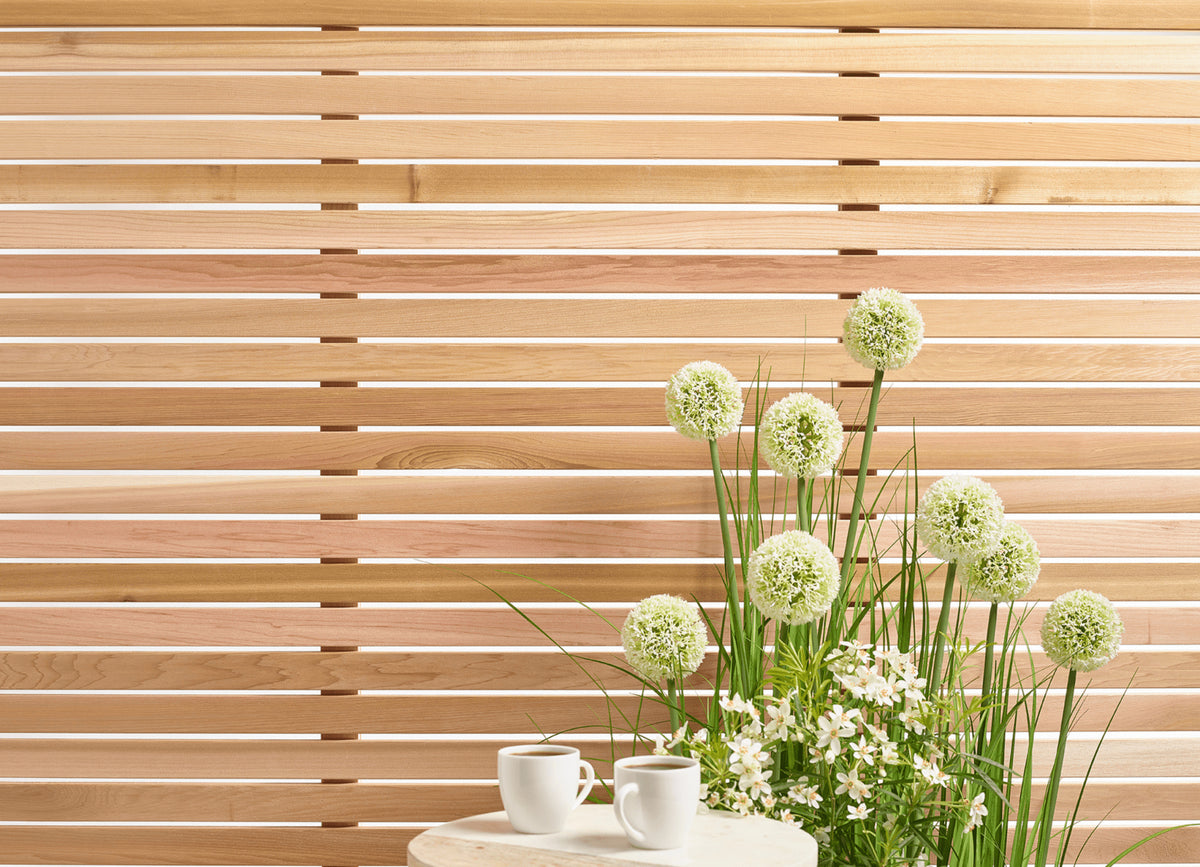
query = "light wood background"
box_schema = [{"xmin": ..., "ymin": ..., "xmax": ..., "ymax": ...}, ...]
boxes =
[{"xmin": 0, "ymin": 1, "xmax": 1197, "ymax": 864}]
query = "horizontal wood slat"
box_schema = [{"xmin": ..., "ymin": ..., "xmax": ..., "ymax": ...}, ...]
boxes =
[
  {"xmin": 8, "ymin": 164, "xmax": 1200, "ymax": 206},
  {"xmin": 1, "ymin": 430, "xmax": 1192, "ymax": 470},
  {"xmin": 0, "ymin": 650, "xmax": 665, "ymax": 692},
  {"xmin": 6, "ymin": 210, "xmax": 1200, "ymax": 252},
  {"xmin": 0, "ymin": 781, "xmax": 501, "ymax": 823},
  {"xmin": 2, "ymin": 735, "xmax": 1196, "ymax": 781},
  {"xmin": 7, "ymin": 120, "xmax": 1200, "ymax": 161},
  {"xmin": 3, "ymin": 385, "xmax": 1193, "ymax": 426},
  {"xmin": 0, "ymin": 691, "xmax": 1190, "ymax": 734},
  {"xmin": 1, "ymin": 342, "xmax": 1196, "ymax": 384},
  {"xmin": 2, "ymin": 254, "xmax": 1196, "ymax": 295},
  {"xmin": 7, "ymin": 76, "xmax": 1200, "ymax": 119},
  {"xmin": 0, "ymin": 825, "xmax": 413, "ymax": 867},
  {"xmin": 1, "ymin": 561, "xmax": 1192, "ymax": 604},
  {"xmin": 6, "ymin": 473, "xmax": 1196, "ymax": 515},
  {"xmin": 3, "ymin": 298, "xmax": 1197, "ymax": 338},
  {"xmin": 0, "ymin": 604, "xmax": 1191, "ymax": 647},
  {"xmin": 0, "ymin": 779, "xmax": 1195, "ymax": 824},
  {"xmin": 1, "ymin": 648, "xmax": 1190, "ymax": 691},
  {"xmin": 0, "ymin": 693, "xmax": 691, "ymax": 735},
  {"xmin": 0, "ymin": 517, "xmax": 1194, "ymax": 559},
  {"xmin": 400, "ymin": 165, "xmax": 1200, "ymax": 207},
  {"xmin": 5, "ymin": 30, "xmax": 1200, "ymax": 70}
]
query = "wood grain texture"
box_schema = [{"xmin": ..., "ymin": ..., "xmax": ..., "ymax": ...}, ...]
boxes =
[
  {"xmin": 2, "ymin": 734, "xmax": 1196, "ymax": 780},
  {"xmin": 4, "ymin": 30, "xmax": 1200, "ymax": 70},
  {"xmin": 409, "ymin": 165, "xmax": 1200, "ymax": 206},
  {"xmin": 0, "ymin": 517, "xmax": 1194, "ymax": 559},
  {"xmin": 1, "ymin": 429, "xmax": 1194, "ymax": 470},
  {"xmin": 11, "ymin": 164, "xmax": 1200, "ymax": 205},
  {"xmin": 0, "ymin": 777, "xmax": 1197, "ymax": 823},
  {"xmin": 1, "ymin": 647, "xmax": 1189, "ymax": 691},
  {"xmin": 0, "ymin": 781, "xmax": 501, "ymax": 823},
  {"xmin": 4, "ymin": 385, "xmax": 1193, "ymax": 426},
  {"xmin": 7, "ymin": 75, "xmax": 1200, "ymax": 118},
  {"xmin": 4, "ymin": 297, "xmax": 1197, "ymax": 338},
  {"xmin": 5, "ymin": 473, "xmax": 1196, "ymax": 515},
  {"xmin": 0, "ymin": 561, "xmax": 1191, "ymax": 604},
  {"xmin": 5, "ymin": 210, "xmax": 1200, "ymax": 251},
  {"xmin": 0, "ymin": 691, "xmax": 1190, "ymax": 734},
  {"xmin": 0, "ymin": 693, "xmax": 692, "ymax": 734},
  {"xmin": 0, "ymin": 825, "xmax": 413, "ymax": 867},
  {"xmin": 5, "ymin": 342, "xmax": 1197, "ymax": 383},
  {"xmin": 0, "ymin": 603, "xmax": 1192, "ymax": 647},
  {"xmin": 7, "ymin": 120, "xmax": 1200, "ymax": 161},
  {"xmin": 0, "ymin": 649, "xmax": 700, "ymax": 692},
  {"xmin": 2, "ymin": 254, "xmax": 1194, "ymax": 295}
]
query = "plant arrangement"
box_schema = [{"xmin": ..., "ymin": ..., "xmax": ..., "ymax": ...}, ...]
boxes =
[
  {"xmin": 491, "ymin": 287, "xmax": 1171, "ymax": 866},
  {"xmin": 608, "ymin": 288, "xmax": 1143, "ymax": 867}
]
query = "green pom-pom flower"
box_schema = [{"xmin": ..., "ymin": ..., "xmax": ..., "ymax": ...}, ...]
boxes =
[
  {"xmin": 1041, "ymin": 589, "xmax": 1124, "ymax": 672},
  {"xmin": 665, "ymin": 361, "xmax": 744, "ymax": 441},
  {"xmin": 963, "ymin": 521, "xmax": 1041, "ymax": 603},
  {"xmin": 746, "ymin": 530, "xmax": 841, "ymax": 626},
  {"xmin": 842, "ymin": 287, "xmax": 925, "ymax": 371},
  {"xmin": 760, "ymin": 392, "xmax": 845, "ymax": 479},
  {"xmin": 916, "ymin": 475, "xmax": 1005, "ymax": 564},
  {"xmin": 621, "ymin": 594, "xmax": 708, "ymax": 682}
]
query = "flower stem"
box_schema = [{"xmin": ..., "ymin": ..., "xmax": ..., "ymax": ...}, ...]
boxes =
[
  {"xmin": 835, "ymin": 367, "xmax": 885, "ymax": 642},
  {"xmin": 976, "ymin": 602, "xmax": 1000, "ymax": 752},
  {"xmin": 797, "ymin": 476, "xmax": 811, "ymax": 534},
  {"xmin": 666, "ymin": 677, "xmax": 682, "ymax": 754},
  {"xmin": 709, "ymin": 438, "xmax": 748, "ymax": 697},
  {"xmin": 1036, "ymin": 667, "xmax": 1078, "ymax": 867},
  {"xmin": 928, "ymin": 561, "xmax": 958, "ymax": 695}
]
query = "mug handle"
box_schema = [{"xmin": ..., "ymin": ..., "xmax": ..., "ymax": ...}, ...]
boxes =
[
  {"xmin": 573, "ymin": 759, "xmax": 596, "ymax": 810},
  {"xmin": 613, "ymin": 782, "xmax": 647, "ymax": 846}
]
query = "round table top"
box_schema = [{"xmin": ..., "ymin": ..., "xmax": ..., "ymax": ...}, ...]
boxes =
[{"xmin": 407, "ymin": 804, "xmax": 818, "ymax": 867}]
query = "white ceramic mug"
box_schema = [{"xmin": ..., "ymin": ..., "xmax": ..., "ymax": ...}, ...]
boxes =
[
  {"xmin": 613, "ymin": 755, "xmax": 701, "ymax": 850},
  {"xmin": 497, "ymin": 744, "xmax": 596, "ymax": 834}
]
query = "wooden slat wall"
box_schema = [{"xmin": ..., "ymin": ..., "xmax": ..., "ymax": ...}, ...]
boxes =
[{"xmin": 0, "ymin": 2, "xmax": 1197, "ymax": 865}]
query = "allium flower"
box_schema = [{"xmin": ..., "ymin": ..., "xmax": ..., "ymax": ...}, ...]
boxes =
[
  {"xmin": 620, "ymin": 594, "xmax": 707, "ymax": 682},
  {"xmin": 664, "ymin": 360, "xmax": 744, "ymax": 441},
  {"xmin": 916, "ymin": 475, "xmax": 1006, "ymax": 564},
  {"xmin": 963, "ymin": 520, "xmax": 1041, "ymax": 603},
  {"xmin": 760, "ymin": 392, "xmax": 844, "ymax": 479},
  {"xmin": 842, "ymin": 287, "xmax": 925, "ymax": 370},
  {"xmin": 746, "ymin": 530, "xmax": 841, "ymax": 625},
  {"xmin": 1040, "ymin": 589, "xmax": 1124, "ymax": 672}
]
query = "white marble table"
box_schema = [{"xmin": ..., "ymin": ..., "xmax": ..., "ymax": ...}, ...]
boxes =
[{"xmin": 407, "ymin": 804, "xmax": 818, "ymax": 867}]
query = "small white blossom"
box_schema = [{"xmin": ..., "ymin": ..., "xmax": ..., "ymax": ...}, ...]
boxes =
[
  {"xmin": 835, "ymin": 768, "xmax": 871, "ymax": 803},
  {"xmin": 965, "ymin": 792, "xmax": 988, "ymax": 832},
  {"xmin": 742, "ymin": 773, "xmax": 773, "ymax": 801},
  {"xmin": 790, "ymin": 783, "xmax": 823, "ymax": 808},
  {"xmin": 843, "ymin": 639, "xmax": 872, "ymax": 664},
  {"xmin": 899, "ymin": 708, "xmax": 927, "ymax": 735},
  {"xmin": 764, "ymin": 700, "xmax": 796, "ymax": 739},
  {"xmin": 720, "ymin": 694, "xmax": 754, "ymax": 714},
  {"xmin": 851, "ymin": 736, "xmax": 877, "ymax": 766},
  {"xmin": 847, "ymin": 803, "xmax": 873, "ymax": 821}
]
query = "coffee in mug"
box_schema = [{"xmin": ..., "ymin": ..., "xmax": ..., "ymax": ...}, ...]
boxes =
[
  {"xmin": 612, "ymin": 755, "xmax": 701, "ymax": 850},
  {"xmin": 497, "ymin": 744, "xmax": 596, "ymax": 834}
]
